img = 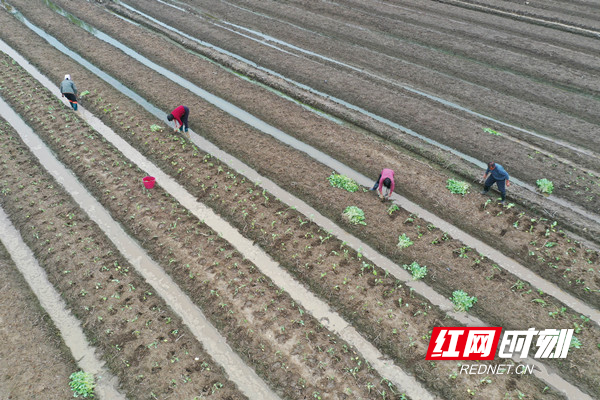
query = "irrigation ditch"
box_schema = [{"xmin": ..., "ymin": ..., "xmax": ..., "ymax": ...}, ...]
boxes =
[
  {"xmin": 0, "ymin": 47, "xmax": 575, "ymax": 400},
  {"xmin": 106, "ymin": 0, "xmax": 600, "ymax": 220},
  {"xmin": 0, "ymin": 0, "xmax": 599, "ymax": 398},
  {"xmin": 35, "ymin": 0, "xmax": 600, "ymax": 245},
  {"xmin": 0, "ymin": 93, "xmax": 279, "ymax": 400},
  {"xmin": 0, "ymin": 234, "xmax": 77, "ymax": 399}
]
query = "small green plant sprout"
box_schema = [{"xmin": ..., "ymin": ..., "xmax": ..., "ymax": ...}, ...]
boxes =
[
  {"xmin": 403, "ymin": 261, "xmax": 427, "ymax": 280},
  {"xmin": 150, "ymin": 124, "xmax": 163, "ymax": 132},
  {"xmin": 451, "ymin": 290, "xmax": 477, "ymax": 312},
  {"xmin": 79, "ymin": 90, "xmax": 90, "ymax": 97},
  {"xmin": 69, "ymin": 371, "xmax": 95, "ymax": 398},
  {"xmin": 536, "ymin": 178, "xmax": 554, "ymax": 194},
  {"xmin": 328, "ymin": 173, "xmax": 359, "ymax": 192},
  {"xmin": 570, "ymin": 336, "xmax": 582, "ymax": 349},
  {"xmin": 446, "ymin": 179, "xmax": 470, "ymax": 195},
  {"xmin": 342, "ymin": 206, "xmax": 367, "ymax": 225},
  {"xmin": 483, "ymin": 127, "xmax": 502, "ymax": 136},
  {"xmin": 397, "ymin": 233, "xmax": 413, "ymax": 249},
  {"xmin": 387, "ymin": 203, "xmax": 400, "ymax": 216}
]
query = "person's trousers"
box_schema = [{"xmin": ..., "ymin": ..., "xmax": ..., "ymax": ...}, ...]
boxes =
[
  {"xmin": 180, "ymin": 106, "xmax": 189, "ymax": 132},
  {"xmin": 484, "ymin": 176, "xmax": 506, "ymax": 201},
  {"xmin": 64, "ymin": 93, "xmax": 77, "ymax": 110},
  {"xmin": 371, "ymin": 174, "xmax": 382, "ymax": 190}
]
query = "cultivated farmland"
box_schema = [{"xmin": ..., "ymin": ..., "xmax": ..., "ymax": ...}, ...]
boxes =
[{"xmin": 0, "ymin": 0, "xmax": 598, "ymax": 399}]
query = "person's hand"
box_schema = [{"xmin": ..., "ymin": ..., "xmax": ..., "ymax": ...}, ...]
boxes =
[{"xmin": 506, "ymin": 181, "xmax": 511, "ymax": 187}]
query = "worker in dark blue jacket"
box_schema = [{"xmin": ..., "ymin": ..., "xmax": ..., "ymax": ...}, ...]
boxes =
[{"xmin": 481, "ymin": 162, "xmax": 510, "ymax": 203}]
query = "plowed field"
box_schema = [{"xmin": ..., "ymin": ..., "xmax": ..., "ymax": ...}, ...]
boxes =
[{"xmin": 0, "ymin": 0, "xmax": 598, "ymax": 399}]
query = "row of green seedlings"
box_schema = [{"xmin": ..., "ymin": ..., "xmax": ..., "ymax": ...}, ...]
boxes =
[
  {"xmin": 446, "ymin": 169, "xmax": 599, "ymax": 296},
  {"xmin": 188, "ymin": 157, "xmax": 594, "ymax": 352},
  {"xmin": 562, "ymin": 167, "xmax": 599, "ymax": 203},
  {"xmin": 0, "ymin": 88, "xmax": 235, "ymax": 397},
  {"xmin": 329, "ymin": 173, "xmax": 479, "ymax": 310},
  {"xmin": 482, "ymin": 127, "xmax": 599, "ymax": 201},
  {"xmin": 528, "ymin": 148, "xmax": 600, "ymax": 203},
  {"xmin": 397, "ymin": 222, "xmax": 596, "ymax": 389},
  {"xmin": 223, "ymin": 173, "xmax": 558, "ymax": 396},
  {"xmin": 0, "ymin": 181, "xmax": 228, "ymax": 397},
  {"xmin": 448, "ymin": 177, "xmax": 554, "ymax": 196},
  {"xmin": 329, "ymin": 174, "xmax": 596, "ymax": 348},
  {"xmin": 123, "ymin": 189, "xmax": 405, "ymax": 399},
  {"xmin": 276, "ymin": 209, "xmax": 564, "ymax": 398},
  {"xmin": 364, "ymin": 156, "xmax": 599, "ymax": 297},
  {"xmin": 397, "ymin": 221, "xmax": 593, "ymax": 349},
  {"xmin": 21, "ymin": 91, "xmax": 408, "ymax": 400},
  {"xmin": 87, "ymin": 94, "xmax": 195, "ymax": 179},
  {"xmin": 74, "ymin": 87, "xmax": 566, "ymax": 398},
  {"xmin": 511, "ymin": 213, "xmax": 599, "ymax": 295}
]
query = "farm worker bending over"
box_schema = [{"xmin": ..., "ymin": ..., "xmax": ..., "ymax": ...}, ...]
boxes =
[
  {"xmin": 480, "ymin": 162, "xmax": 510, "ymax": 203},
  {"xmin": 60, "ymin": 74, "xmax": 78, "ymax": 111},
  {"xmin": 167, "ymin": 105, "xmax": 190, "ymax": 134},
  {"xmin": 370, "ymin": 168, "xmax": 395, "ymax": 200}
]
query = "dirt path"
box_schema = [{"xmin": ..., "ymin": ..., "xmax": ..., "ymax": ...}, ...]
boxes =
[
  {"xmin": 0, "ymin": 240, "xmax": 76, "ymax": 399},
  {"xmin": 0, "ymin": 109, "xmax": 246, "ymax": 398},
  {"xmin": 116, "ymin": 0, "xmax": 600, "ymax": 170},
  {"xmin": 0, "ymin": 0, "xmax": 599, "ymax": 398},
  {"xmin": 0, "ymin": 24, "xmax": 593, "ymax": 400},
  {"xmin": 92, "ymin": 0, "xmax": 600, "ymax": 233}
]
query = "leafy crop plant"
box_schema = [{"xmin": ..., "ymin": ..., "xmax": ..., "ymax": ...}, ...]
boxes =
[
  {"xmin": 536, "ymin": 178, "xmax": 554, "ymax": 194},
  {"xmin": 483, "ymin": 127, "xmax": 502, "ymax": 136},
  {"xmin": 446, "ymin": 179, "xmax": 470, "ymax": 195},
  {"xmin": 403, "ymin": 261, "xmax": 427, "ymax": 280},
  {"xmin": 451, "ymin": 290, "xmax": 477, "ymax": 312},
  {"xmin": 342, "ymin": 206, "xmax": 367, "ymax": 225},
  {"xmin": 69, "ymin": 371, "xmax": 95, "ymax": 398},
  {"xmin": 328, "ymin": 172, "xmax": 360, "ymax": 192},
  {"xmin": 396, "ymin": 233, "xmax": 413, "ymax": 249}
]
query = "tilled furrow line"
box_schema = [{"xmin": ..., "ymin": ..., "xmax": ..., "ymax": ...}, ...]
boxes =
[
  {"xmin": 1, "ymin": 5, "xmax": 598, "ymax": 396},
  {"xmin": 0, "ymin": 238, "xmax": 77, "ymax": 399},
  {"xmin": 118, "ymin": 0, "xmax": 600, "ymax": 155},
  {"xmin": 0, "ymin": 123, "xmax": 245, "ymax": 398},
  {"xmin": 43, "ymin": 0, "xmax": 600, "ymax": 236},
  {"xmin": 0, "ymin": 57, "xmax": 409, "ymax": 400},
  {"xmin": 0, "ymin": 52, "xmax": 586, "ymax": 398},
  {"xmin": 0, "ymin": 5, "xmax": 598, "ymax": 396}
]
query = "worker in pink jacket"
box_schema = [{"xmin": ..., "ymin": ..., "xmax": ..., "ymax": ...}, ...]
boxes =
[{"xmin": 370, "ymin": 168, "xmax": 395, "ymax": 200}]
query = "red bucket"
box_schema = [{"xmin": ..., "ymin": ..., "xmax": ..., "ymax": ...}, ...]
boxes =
[{"xmin": 143, "ymin": 176, "xmax": 156, "ymax": 189}]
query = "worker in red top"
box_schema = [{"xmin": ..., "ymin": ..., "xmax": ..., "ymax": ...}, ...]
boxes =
[
  {"xmin": 370, "ymin": 168, "xmax": 395, "ymax": 200},
  {"xmin": 167, "ymin": 105, "xmax": 190, "ymax": 134}
]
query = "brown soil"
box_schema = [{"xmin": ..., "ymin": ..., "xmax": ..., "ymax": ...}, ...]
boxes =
[
  {"xmin": 0, "ymin": 241, "xmax": 76, "ymax": 400},
  {"xmin": 11, "ymin": 0, "xmax": 595, "ymax": 309},
  {"xmin": 0, "ymin": 0, "xmax": 599, "ymax": 399},
  {"xmin": 0, "ymin": 117, "xmax": 245, "ymax": 398},
  {"xmin": 0, "ymin": 24, "xmax": 584, "ymax": 400},
  {"xmin": 0, "ymin": 58, "xmax": 406, "ymax": 400},
  {"xmin": 112, "ymin": 0, "xmax": 600, "ymax": 218}
]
